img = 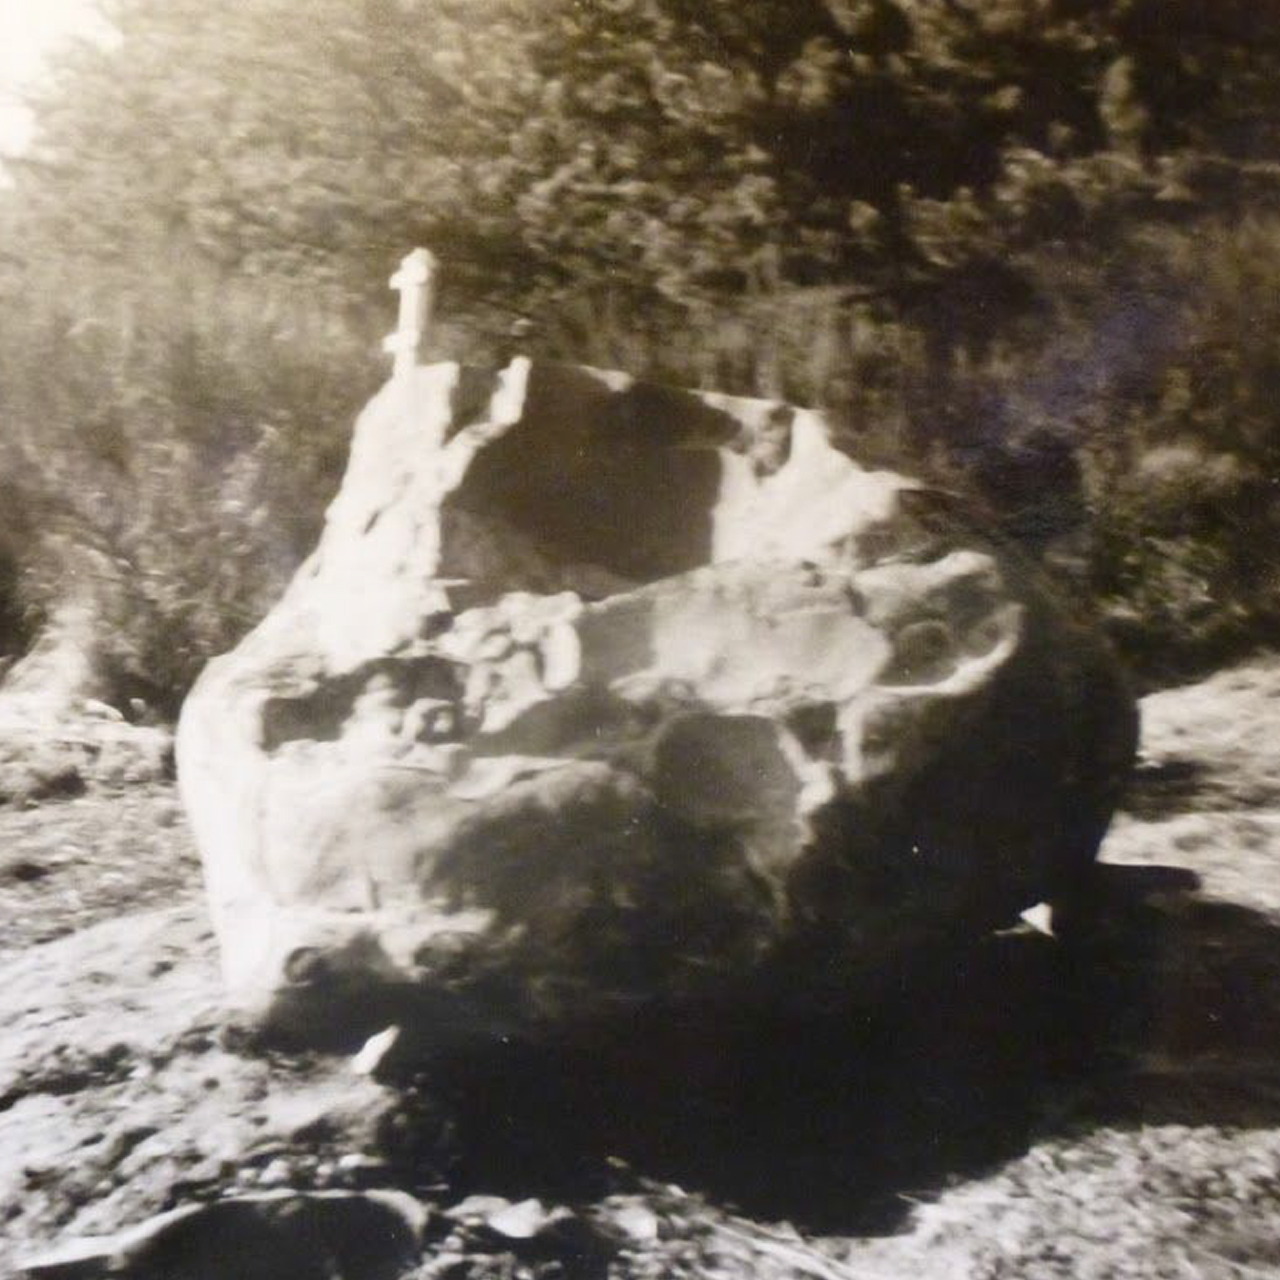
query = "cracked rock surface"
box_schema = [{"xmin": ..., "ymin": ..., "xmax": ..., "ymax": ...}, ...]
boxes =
[{"xmin": 177, "ymin": 360, "xmax": 1136, "ymax": 1043}]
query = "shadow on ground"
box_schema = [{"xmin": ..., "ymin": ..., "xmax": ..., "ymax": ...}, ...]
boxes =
[
  {"xmin": 1123, "ymin": 758, "xmax": 1213, "ymax": 819},
  {"xmin": 388, "ymin": 870, "xmax": 1280, "ymax": 1234}
]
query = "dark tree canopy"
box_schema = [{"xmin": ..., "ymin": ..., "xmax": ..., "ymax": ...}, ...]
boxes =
[
  {"xmin": 2, "ymin": 0, "xmax": 1280, "ymax": 694},
  {"xmin": 8, "ymin": 0, "xmax": 1280, "ymax": 329}
]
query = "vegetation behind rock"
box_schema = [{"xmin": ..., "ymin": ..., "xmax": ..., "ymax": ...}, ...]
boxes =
[{"xmin": 2, "ymin": 0, "xmax": 1280, "ymax": 703}]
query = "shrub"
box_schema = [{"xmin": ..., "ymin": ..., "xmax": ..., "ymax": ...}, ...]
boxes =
[{"xmin": 0, "ymin": 261, "xmax": 380, "ymax": 711}]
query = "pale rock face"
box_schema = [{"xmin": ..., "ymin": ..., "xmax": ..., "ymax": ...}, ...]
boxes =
[
  {"xmin": 0, "ymin": 596, "xmax": 107, "ymax": 710},
  {"xmin": 0, "ymin": 597, "xmax": 174, "ymax": 800},
  {"xmin": 177, "ymin": 360, "xmax": 1136, "ymax": 1042}
]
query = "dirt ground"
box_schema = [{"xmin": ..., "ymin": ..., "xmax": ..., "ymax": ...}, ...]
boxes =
[{"xmin": 4, "ymin": 657, "xmax": 1280, "ymax": 1278}]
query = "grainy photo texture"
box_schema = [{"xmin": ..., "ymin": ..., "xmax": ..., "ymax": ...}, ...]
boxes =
[{"xmin": 2, "ymin": 3, "xmax": 1280, "ymax": 1278}]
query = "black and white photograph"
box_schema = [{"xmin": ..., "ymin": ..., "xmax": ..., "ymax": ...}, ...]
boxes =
[{"xmin": 2, "ymin": 2, "xmax": 1280, "ymax": 1277}]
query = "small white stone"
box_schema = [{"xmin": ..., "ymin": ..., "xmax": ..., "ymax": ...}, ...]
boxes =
[
  {"xmin": 1019, "ymin": 902, "xmax": 1055, "ymax": 936},
  {"xmin": 483, "ymin": 1198, "xmax": 569, "ymax": 1239},
  {"xmin": 540, "ymin": 623, "xmax": 582, "ymax": 692},
  {"xmin": 257, "ymin": 1157, "xmax": 291, "ymax": 1187},
  {"xmin": 351, "ymin": 1025, "xmax": 400, "ymax": 1075},
  {"xmin": 610, "ymin": 1203, "xmax": 660, "ymax": 1242}
]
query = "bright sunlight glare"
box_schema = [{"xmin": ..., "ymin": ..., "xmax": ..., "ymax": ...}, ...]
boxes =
[{"xmin": 0, "ymin": 0, "xmax": 115, "ymax": 157}]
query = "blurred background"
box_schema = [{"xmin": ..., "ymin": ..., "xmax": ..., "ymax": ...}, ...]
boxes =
[{"xmin": 0, "ymin": 0, "xmax": 1278, "ymax": 710}]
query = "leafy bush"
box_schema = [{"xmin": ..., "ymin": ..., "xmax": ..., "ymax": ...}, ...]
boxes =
[
  {"xmin": 1075, "ymin": 220, "xmax": 1280, "ymax": 680},
  {"xmin": 0, "ymin": 262, "xmax": 379, "ymax": 710},
  {"xmin": 1, "ymin": 0, "xmax": 1278, "ymax": 704}
]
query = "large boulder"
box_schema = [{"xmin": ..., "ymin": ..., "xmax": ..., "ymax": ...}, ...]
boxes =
[{"xmin": 177, "ymin": 360, "xmax": 1136, "ymax": 1043}]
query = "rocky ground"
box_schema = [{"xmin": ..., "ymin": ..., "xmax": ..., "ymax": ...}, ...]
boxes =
[{"xmin": 4, "ymin": 658, "xmax": 1280, "ymax": 1279}]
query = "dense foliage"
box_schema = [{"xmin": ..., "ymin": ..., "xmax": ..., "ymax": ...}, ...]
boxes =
[{"xmin": 2, "ymin": 0, "xmax": 1280, "ymax": 699}]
